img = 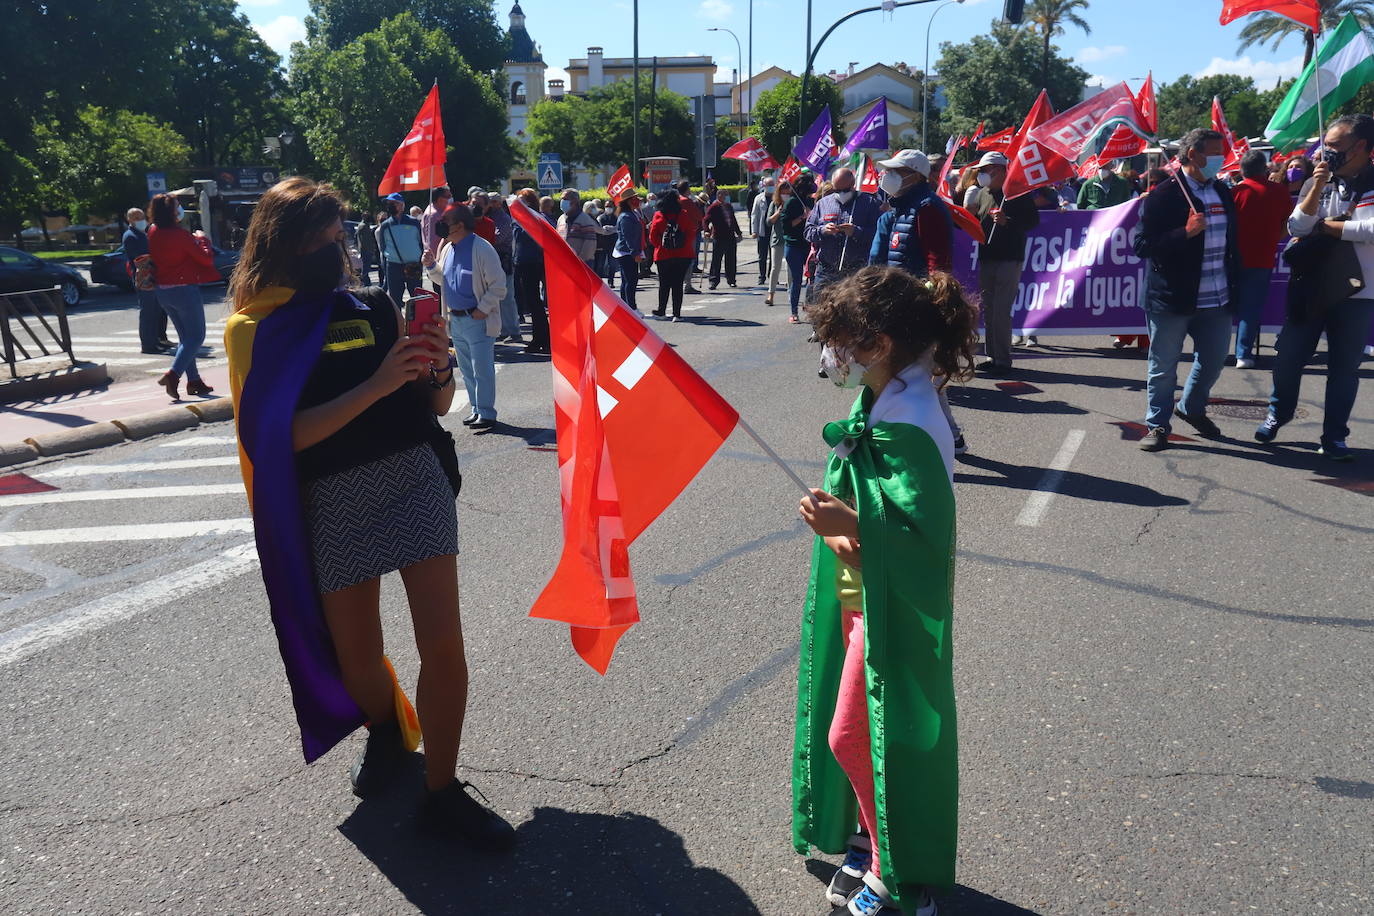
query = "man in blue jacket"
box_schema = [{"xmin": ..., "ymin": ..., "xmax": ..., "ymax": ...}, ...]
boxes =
[
  {"xmin": 377, "ymin": 192, "xmax": 424, "ymax": 309},
  {"xmin": 806, "ymin": 166, "xmax": 880, "ymax": 296},
  {"xmin": 1132, "ymin": 128, "xmax": 1239, "ymax": 452},
  {"xmin": 122, "ymin": 207, "xmax": 171, "ymax": 354}
]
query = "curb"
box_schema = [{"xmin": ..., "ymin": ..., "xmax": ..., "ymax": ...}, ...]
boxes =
[{"xmin": 2, "ymin": 396, "xmax": 234, "ymax": 468}]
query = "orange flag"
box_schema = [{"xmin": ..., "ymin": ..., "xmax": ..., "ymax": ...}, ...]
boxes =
[
  {"xmin": 509, "ymin": 202, "xmax": 740, "ymax": 673},
  {"xmin": 377, "ymin": 85, "xmax": 446, "ymax": 196}
]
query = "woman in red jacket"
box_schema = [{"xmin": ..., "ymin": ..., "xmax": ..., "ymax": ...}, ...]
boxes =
[
  {"xmin": 647, "ymin": 188, "xmax": 696, "ymax": 321},
  {"xmin": 147, "ymin": 193, "xmax": 220, "ymax": 399}
]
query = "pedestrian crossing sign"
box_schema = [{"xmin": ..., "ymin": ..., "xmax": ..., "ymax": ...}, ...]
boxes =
[{"xmin": 537, "ymin": 159, "xmax": 563, "ymax": 190}]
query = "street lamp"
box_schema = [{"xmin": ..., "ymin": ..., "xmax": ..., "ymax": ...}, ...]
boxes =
[
  {"xmin": 922, "ymin": 0, "xmax": 964, "ymax": 152},
  {"xmin": 707, "ymin": 27, "xmax": 745, "ymax": 128}
]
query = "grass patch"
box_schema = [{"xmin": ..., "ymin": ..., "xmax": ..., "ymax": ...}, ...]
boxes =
[{"xmin": 31, "ymin": 249, "xmax": 110, "ymax": 261}]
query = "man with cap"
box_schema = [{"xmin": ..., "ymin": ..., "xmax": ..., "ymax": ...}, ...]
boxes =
[
  {"xmin": 806, "ymin": 166, "xmax": 881, "ymax": 294},
  {"xmin": 967, "ymin": 150, "xmax": 1039, "ymax": 375},
  {"xmin": 377, "ymin": 192, "xmax": 425, "ymax": 309}
]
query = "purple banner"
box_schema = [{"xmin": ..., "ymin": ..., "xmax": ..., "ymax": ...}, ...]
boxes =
[
  {"xmin": 794, "ymin": 109, "xmax": 835, "ymax": 174},
  {"xmin": 840, "ymin": 98, "xmax": 888, "ymax": 158},
  {"xmin": 951, "ymin": 199, "xmax": 1293, "ymax": 335}
]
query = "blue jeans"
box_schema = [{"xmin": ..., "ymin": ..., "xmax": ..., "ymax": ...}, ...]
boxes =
[
  {"xmin": 784, "ymin": 243, "xmax": 809, "ymax": 316},
  {"xmin": 1145, "ymin": 307, "xmax": 1231, "ymax": 431},
  {"xmin": 136, "ymin": 287, "xmax": 167, "ymax": 351},
  {"xmin": 360, "ymin": 253, "xmax": 377, "ymax": 287},
  {"xmin": 450, "ymin": 311, "xmax": 497, "ymax": 421},
  {"xmin": 383, "ymin": 261, "xmax": 415, "ymax": 311},
  {"xmin": 498, "ymin": 269, "xmax": 520, "ymax": 337},
  {"xmin": 1268, "ymin": 297, "xmax": 1374, "ymax": 442},
  {"xmin": 616, "ymin": 254, "xmax": 639, "ymax": 309},
  {"xmin": 1233, "ymin": 266, "xmax": 1272, "ymax": 361},
  {"xmin": 155, "ymin": 285, "xmax": 206, "ymax": 380}
]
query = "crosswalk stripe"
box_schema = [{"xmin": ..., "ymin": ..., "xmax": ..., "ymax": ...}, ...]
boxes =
[
  {"xmin": 0, "ymin": 518, "xmax": 253, "ymax": 547},
  {"xmin": 157, "ymin": 436, "xmax": 237, "ymax": 449},
  {"xmin": 0, "ymin": 484, "xmax": 243, "ymax": 508},
  {"xmin": 40, "ymin": 457, "xmax": 241, "ymax": 478}
]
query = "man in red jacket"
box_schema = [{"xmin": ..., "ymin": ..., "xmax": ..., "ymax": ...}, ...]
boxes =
[{"xmin": 1231, "ymin": 150, "xmax": 1294, "ymax": 368}]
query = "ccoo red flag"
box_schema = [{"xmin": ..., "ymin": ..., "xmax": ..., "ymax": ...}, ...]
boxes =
[
  {"xmin": 1212, "ymin": 95, "xmax": 1250, "ymax": 171},
  {"xmin": 607, "ymin": 165, "xmax": 635, "ymax": 203},
  {"xmin": 1003, "ymin": 90, "xmax": 1078, "ymax": 200},
  {"xmin": 859, "ymin": 154, "xmax": 880, "ymax": 193},
  {"xmin": 1137, "ymin": 72, "xmax": 1158, "ymax": 135},
  {"xmin": 723, "ymin": 136, "xmax": 781, "ymax": 171},
  {"xmin": 377, "ymin": 85, "xmax": 447, "ymax": 196},
  {"xmin": 976, "ymin": 127, "xmax": 1016, "ymax": 151},
  {"xmin": 1219, "ymin": 0, "xmax": 1320, "ymax": 32},
  {"xmin": 934, "ymin": 135, "xmax": 965, "ymax": 203},
  {"xmin": 780, "ymin": 155, "xmax": 803, "ymax": 184},
  {"xmin": 509, "ymin": 201, "xmax": 740, "ymax": 673}
]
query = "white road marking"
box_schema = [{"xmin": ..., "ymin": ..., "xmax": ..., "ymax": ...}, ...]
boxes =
[
  {"xmin": 157, "ymin": 435, "xmax": 237, "ymax": 448},
  {"xmin": 40, "ymin": 456, "xmax": 241, "ymax": 478},
  {"xmin": 0, "ymin": 542, "xmax": 258, "ymax": 667},
  {"xmin": 0, "ymin": 484, "xmax": 243, "ymax": 508},
  {"xmin": 76, "ymin": 345, "xmax": 218, "ymax": 354},
  {"xmin": 1015, "ymin": 429, "xmax": 1087, "ymax": 527},
  {"xmin": 0, "ymin": 518, "xmax": 253, "ymax": 546}
]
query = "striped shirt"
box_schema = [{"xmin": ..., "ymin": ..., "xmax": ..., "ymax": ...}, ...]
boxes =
[{"xmin": 1187, "ymin": 174, "xmax": 1229, "ymax": 310}]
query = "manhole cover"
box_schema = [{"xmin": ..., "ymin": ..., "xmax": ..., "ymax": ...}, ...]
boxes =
[{"xmin": 1206, "ymin": 398, "xmax": 1308, "ymax": 421}]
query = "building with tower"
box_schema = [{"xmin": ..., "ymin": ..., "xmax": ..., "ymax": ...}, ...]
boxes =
[{"xmin": 504, "ymin": 3, "xmax": 545, "ymax": 188}]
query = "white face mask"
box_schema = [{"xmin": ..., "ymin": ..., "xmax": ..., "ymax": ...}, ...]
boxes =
[
  {"xmin": 976, "ymin": 172, "xmax": 992, "ymax": 188},
  {"xmin": 820, "ymin": 344, "xmax": 872, "ymax": 389},
  {"xmin": 133, "ymin": 219, "xmax": 148, "ymax": 231},
  {"xmin": 834, "ymin": 189, "xmax": 855, "ymax": 204},
  {"xmin": 878, "ymin": 171, "xmax": 905, "ymax": 196},
  {"xmin": 1099, "ymin": 167, "xmax": 1113, "ymax": 180},
  {"xmin": 175, "ymin": 205, "xmax": 185, "ymax": 221}
]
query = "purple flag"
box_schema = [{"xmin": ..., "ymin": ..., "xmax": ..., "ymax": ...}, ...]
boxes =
[
  {"xmin": 793, "ymin": 108, "xmax": 835, "ymax": 174},
  {"xmin": 840, "ymin": 97, "xmax": 889, "ymax": 157}
]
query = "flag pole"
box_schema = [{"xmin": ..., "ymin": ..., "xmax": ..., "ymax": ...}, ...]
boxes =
[
  {"xmin": 736, "ymin": 416, "xmax": 819, "ymax": 501},
  {"xmin": 1312, "ymin": 26, "xmax": 1326, "ymax": 145}
]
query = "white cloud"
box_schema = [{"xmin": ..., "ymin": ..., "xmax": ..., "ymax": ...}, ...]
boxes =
[
  {"xmin": 699, "ymin": 0, "xmax": 734, "ymax": 22},
  {"xmin": 1076, "ymin": 45, "xmax": 1127, "ymax": 64},
  {"xmin": 256, "ymin": 15, "xmax": 305, "ymax": 55},
  {"xmin": 1198, "ymin": 53, "xmax": 1305, "ymax": 82}
]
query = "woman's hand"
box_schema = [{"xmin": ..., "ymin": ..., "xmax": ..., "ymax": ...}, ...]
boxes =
[
  {"xmin": 413, "ymin": 315, "xmax": 449, "ymax": 366},
  {"xmin": 799, "ymin": 488, "xmax": 860, "ymax": 539},
  {"xmin": 824, "ymin": 535, "xmax": 862, "ymax": 568},
  {"xmin": 366, "ymin": 337, "xmax": 431, "ymax": 397}
]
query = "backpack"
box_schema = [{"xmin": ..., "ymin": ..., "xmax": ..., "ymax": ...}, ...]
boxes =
[
  {"xmin": 661, "ymin": 216, "xmax": 684, "ymax": 250},
  {"xmin": 133, "ymin": 254, "xmax": 157, "ymax": 291}
]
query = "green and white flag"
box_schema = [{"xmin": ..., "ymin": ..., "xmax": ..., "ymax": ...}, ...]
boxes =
[{"xmin": 1266, "ymin": 13, "xmax": 1374, "ymax": 151}]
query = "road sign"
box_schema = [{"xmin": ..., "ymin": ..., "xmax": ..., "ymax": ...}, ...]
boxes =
[
  {"xmin": 693, "ymin": 97, "xmax": 716, "ymax": 177},
  {"xmin": 146, "ymin": 172, "xmax": 167, "ymax": 196},
  {"xmin": 537, "ymin": 153, "xmax": 563, "ymax": 190}
]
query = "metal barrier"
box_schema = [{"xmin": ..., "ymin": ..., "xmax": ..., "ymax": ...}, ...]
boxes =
[{"xmin": 1, "ymin": 287, "xmax": 75, "ymax": 378}]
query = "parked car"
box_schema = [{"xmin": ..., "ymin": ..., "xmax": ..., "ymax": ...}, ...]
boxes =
[
  {"xmin": 0, "ymin": 247, "xmax": 87, "ymax": 306},
  {"xmin": 89, "ymin": 244, "xmax": 240, "ymax": 292}
]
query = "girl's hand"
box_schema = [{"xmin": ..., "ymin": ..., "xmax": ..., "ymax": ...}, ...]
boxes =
[
  {"xmin": 799, "ymin": 488, "xmax": 859, "ymax": 539},
  {"xmin": 414, "ymin": 315, "xmax": 448, "ymax": 365},
  {"xmin": 366, "ymin": 337, "xmax": 431, "ymax": 396},
  {"xmin": 824, "ymin": 535, "xmax": 862, "ymax": 568}
]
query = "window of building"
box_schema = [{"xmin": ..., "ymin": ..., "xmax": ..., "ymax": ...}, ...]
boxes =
[{"xmin": 512, "ymin": 81, "xmax": 527, "ymax": 105}]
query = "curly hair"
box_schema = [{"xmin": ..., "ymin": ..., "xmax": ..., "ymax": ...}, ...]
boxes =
[{"xmin": 809, "ymin": 265, "xmax": 980, "ymax": 386}]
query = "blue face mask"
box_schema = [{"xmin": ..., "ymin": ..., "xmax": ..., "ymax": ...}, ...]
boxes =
[
  {"xmin": 1198, "ymin": 155, "xmax": 1225, "ymax": 181},
  {"xmin": 559, "ymin": 199, "xmax": 572, "ymax": 213}
]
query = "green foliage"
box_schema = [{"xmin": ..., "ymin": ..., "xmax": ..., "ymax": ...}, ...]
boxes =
[
  {"xmin": 526, "ymin": 76, "xmax": 696, "ymax": 176},
  {"xmin": 749, "ymin": 77, "xmax": 846, "ymax": 166},
  {"xmin": 1025, "ymin": 0, "xmax": 1092, "ymax": 84},
  {"xmin": 291, "ymin": 13, "xmax": 515, "ymax": 202},
  {"xmin": 32, "ymin": 107, "xmax": 191, "ymax": 220},
  {"xmin": 306, "ymin": 0, "xmax": 508, "ymax": 73},
  {"xmin": 1154, "ymin": 74, "xmax": 1274, "ymax": 141},
  {"xmin": 1236, "ymin": 0, "xmax": 1374, "ymax": 67},
  {"xmin": 937, "ymin": 21, "xmax": 1089, "ymax": 137}
]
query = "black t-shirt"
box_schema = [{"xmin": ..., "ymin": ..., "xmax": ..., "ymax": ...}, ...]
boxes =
[
  {"xmin": 295, "ymin": 287, "xmax": 434, "ymax": 482},
  {"xmin": 781, "ymin": 196, "xmax": 807, "ymax": 245}
]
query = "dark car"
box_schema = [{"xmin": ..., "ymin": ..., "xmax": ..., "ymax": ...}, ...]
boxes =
[
  {"xmin": 0, "ymin": 247, "xmax": 87, "ymax": 306},
  {"xmin": 89, "ymin": 244, "xmax": 240, "ymax": 292}
]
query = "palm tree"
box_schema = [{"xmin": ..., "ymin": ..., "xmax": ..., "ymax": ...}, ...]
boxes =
[
  {"xmin": 1025, "ymin": 0, "xmax": 1092, "ymax": 87},
  {"xmin": 1237, "ymin": 0, "xmax": 1374, "ymax": 68}
]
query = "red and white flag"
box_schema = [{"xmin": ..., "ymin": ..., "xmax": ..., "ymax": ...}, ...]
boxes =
[
  {"xmin": 780, "ymin": 155, "xmax": 803, "ymax": 184},
  {"xmin": 977, "ymin": 127, "xmax": 1016, "ymax": 150},
  {"xmin": 607, "ymin": 165, "xmax": 635, "ymax": 203},
  {"xmin": 509, "ymin": 202, "xmax": 740, "ymax": 673},
  {"xmin": 858, "ymin": 154, "xmax": 880, "ymax": 193},
  {"xmin": 934, "ymin": 135, "xmax": 965, "ymax": 203},
  {"xmin": 1026, "ymin": 82, "xmax": 1150, "ymax": 167},
  {"xmin": 377, "ymin": 84, "xmax": 447, "ymax": 196},
  {"xmin": 723, "ymin": 136, "xmax": 781, "ymax": 172},
  {"xmin": 1219, "ymin": 0, "xmax": 1320, "ymax": 32},
  {"xmin": 1099, "ymin": 123, "xmax": 1148, "ymax": 159},
  {"xmin": 1137, "ymin": 71, "xmax": 1158, "ymax": 135},
  {"xmin": 1003, "ymin": 90, "xmax": 1078, "ymax": 200},
  {"xmin": 1212, "ymin": 95, "xmax": 1250, "ymax": 171}
]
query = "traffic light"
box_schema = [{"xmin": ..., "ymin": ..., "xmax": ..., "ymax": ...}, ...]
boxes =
[{"xmin": 1003, "ymin": 0, "xmax": 1025, "ymax": 23}]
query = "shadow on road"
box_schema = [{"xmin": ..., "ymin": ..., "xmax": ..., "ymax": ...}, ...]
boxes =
[
  {"xmin": 954, "ymin": 453, "xmax": 1190, "ymax": 509},
  {"xmin": 948, "ymin": 386, "xmax": 1090, "ymax": 416},
  {"xmin": 803, "ymin": 859, "xmax": 1042, "ymax": 915},
  {"xmin": 340, "ymin": 777, "xmax": 760, "ymax": 914}
]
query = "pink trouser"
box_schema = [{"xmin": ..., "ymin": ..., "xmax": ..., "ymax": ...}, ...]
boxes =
[{"xmin": 828, "ymin": 609, "xmax": 882, "ymax": 878}]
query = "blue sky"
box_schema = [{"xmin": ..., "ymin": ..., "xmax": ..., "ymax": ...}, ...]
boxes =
[{"xmin": 242, "ymin": 0, "xmax": 1314, "ymax": 95}]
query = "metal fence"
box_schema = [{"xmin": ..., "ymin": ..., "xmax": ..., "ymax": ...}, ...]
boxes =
[{"xmin": 1, "ymin": 287, "xmax": 75, "ymax": 378}]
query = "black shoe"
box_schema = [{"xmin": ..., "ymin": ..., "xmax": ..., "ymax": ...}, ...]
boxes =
[
  {"xmin": 423, "ymin": 779, "xmax": 516, "ymax": 851},
  {"xmin": 953, "ymin": 435, "xmax": 968, "ymax": 456},
  {"xmin": 684, "ymin": 287, "xmax": 701, "ymax": 295},
  {"xmin": 708, "ymin": 283, "xmax": 719, "ymax": 290},
  {"xmin": 524, "ymin": 342, "xmax": 550, "ymax": 355},
  {"xmin": 826, "ymin": 834, "xmax": 872, "ymax": 906},
  {"xmin": 1139, "ymin": 427, "xmax": 1169, "ymax": 452},
  {"xmin": 462, "ymin": 414, "xmax": 480, "ymax": 426},
  {"xmin": 156, "ymin": 338, "xmax": 175, "ymax": 350},
  {"xmin": 349, "ymin": 720, "xmax": 406, "ymax": 799},
  {"xmin": 1319, "ymin": 437, "xmax": 1354, "ymax": 461},
  {"xmin": 1175, "ymin": 409, "xmax": 1221, "ymax": 438},
  {"xmin": 469, "ymin": 418, "xmax": 497, "ymax": 431},
  {"xmin": 141, "ymin": 346, "xmax": 174, "ymax": 355},
  {"xmin": 727, "ymin": 281, "xmax": 736, "ymax": 287},
  {"xmin": 975, "ymin": 360, "xmax": 1010, "ymax": 377}
]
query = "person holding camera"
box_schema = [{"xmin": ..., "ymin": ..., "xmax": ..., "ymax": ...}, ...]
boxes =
[{"xmin": 225, "ymin": 177, "xmax": 514, "ymax": 850}]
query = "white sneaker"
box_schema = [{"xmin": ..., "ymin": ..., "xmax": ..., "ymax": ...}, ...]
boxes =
[{"xmin": 1235, "ymin": 357, "xmax": 1255, "ymax": 369}]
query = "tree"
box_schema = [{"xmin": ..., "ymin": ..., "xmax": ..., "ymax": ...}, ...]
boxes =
[
  {"xmin": 936, "ymin": 21, "xmax": 1090, "ymax": 137},
  {"xmin": 1156, "ymin": 74, "xmax": 1267, "ymax": 140},
  {"xmin": 1025, "ymin": 0, "xmax": 1092, "ymax": 87},
  {"xmin": 306, "ymin": 0, "xmax": 508, "ymax": 73},
  {"xmin": 1236, "ymin": 0, "xmax": 1374, "ymax": 68},
  {"xmin": 749, "ymin": 77, "xmax": 846, "ymax": 166},
  {"xmin": 525, "ymin": 76, "xmax": 695, "ymax": 178},
  {"xmin": 31, "ymin": 107, "xmax": 191, "ymax": 221}
]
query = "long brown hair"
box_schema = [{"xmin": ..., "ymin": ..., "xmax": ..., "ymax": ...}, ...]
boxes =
[
  {"xmin": 810, "ymin": 266, "xmax": 979, "ymax": 386},
  {"xmin": 229, "ymin": 177, "xmax": 345, "ymax": 312},
  {"xmin": 148, "ymin": 193, "xmax": 180, "ymax": 230}
]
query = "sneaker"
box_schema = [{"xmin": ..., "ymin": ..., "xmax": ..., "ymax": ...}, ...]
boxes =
[
  {"xmin": 1025, "ymin": 335, "xmax": 1038, "ymax": 346},
  {"xmin": 422, "ymin": 779, "xmax": 516, "ymax": 851},
  {"xmin": 825, "ymin": 835, "xmax": 872, "ymax": 906},
  {"xmin": 789, "ymin": 315, "xmax": 800, "ymax": 324},
  {"xmin": 1011, "ymin": 335, "xmax": 1024, "ymax": 346},
  {"xmin": 847, "ymin": 873, "xmax": 918, "ymax": 916},
  {"xmin": 1319, "ymin": 438, "xmax": 1354, "ymax": 461},
  {"xmin": 953, "ymin": 435, "xmax": 968, "ymax": 456},
  {"xmin": 1235, "ymin": 357, "xmax": 1255, "ymax": 369},
  {"xmin": 349, "ymin": 720, "xmax": 406, "ymax": 799},
  {"xmin": 1254, "ymin": 413, "xmax": 1282, "ymax": 444},
  {"xmin": 1175, "ymin": 409, "xmax": 1221, "ymax": 438},
  {"xmin": 1139, "ymin": 427, "xmax": 1169, "ymax": 452}
]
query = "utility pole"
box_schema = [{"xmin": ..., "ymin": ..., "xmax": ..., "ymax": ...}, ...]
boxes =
[
  {"xmin": 747, "ymin": 0, "xmax": 754, "ymax": 131},
  {"xmin": 633, "ymin": 0, "xmax": 640, "ymax": 183}
]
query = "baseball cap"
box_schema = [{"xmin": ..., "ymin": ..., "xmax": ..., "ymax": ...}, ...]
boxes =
[
  {"xmin": 876, "ymin": 149, "xmax": 931, "ymax": 176},
  {"xmin": 384, "ymin": 192, "xmax": 404, "ymax": 202},
  {"xmin": 467, "ymin": 185, "xmax": 484, "ymax": 198},
  {"xmin": 977, "ymin": 151, "xmax": 1010, "ymax": 168}
]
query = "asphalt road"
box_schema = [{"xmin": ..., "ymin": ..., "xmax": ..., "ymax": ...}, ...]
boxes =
[{"xmin": 2, "ymin": 252, "xmax": 1372, "ymax": 915}]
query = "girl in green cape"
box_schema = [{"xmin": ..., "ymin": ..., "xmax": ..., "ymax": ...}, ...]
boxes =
[{"xmin": 794, "ymin": 267, "xmax": 977, "ymax": 916}]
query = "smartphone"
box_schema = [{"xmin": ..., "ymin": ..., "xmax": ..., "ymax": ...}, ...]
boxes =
[{"xmin": 406, "ymin": 290, "xmax": 443, "ymax": 364}]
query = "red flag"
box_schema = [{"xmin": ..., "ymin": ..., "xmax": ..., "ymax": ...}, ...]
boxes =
[
  {"xmin": 1027, "ymin": 82, "xmax": 1148, "ymax": 166},
  {"xmin": 976, "ymin": 127, "xmax": 1016, "ymax": 151},
  {"xmin": 1100, "ymin": 123, "xmax": 1148, "ymax": 159},
  {"xmin": 1212, "ymin": 96, "xmax": 1250, "ymax": 171},
  {"xmin": 948, "ymin": 202, "xmax": 987, "ymax": 244},
  {"xmin": 1219, "ymin": 0, "xmax": 1320, "ymax": 32},
  {"xmin": 508, "ymin": 202, "xmax": 740, "ymax": 673},
  {"xmin": 1137, "ymin": 72, "xmax": 1158, "ymax": 135},
  {"xmin": 1003, "ymin": 90, "xmax": 1078, "ymax": 200},
  {"xmin": 780, "ymin": 155, "xmax": 803, "ymax": 184},
  {"xmin": 723, "ymin": 136, "xmax": 781, "ymax": 171},
  {"xmin": 607, "ymin": 165, "xmax": 635, "ymax": 203},
  {"xmin": 970, "ymin": 121, "xmax": 987, "ymax": 147},
  {"xmin": 859, "ymin": 154, "xmax": 879, "ymax": 193},
  {"xmin": 934, "ymin": 135, "xmax": 965, "ymax": 202},
  {"xmin": 377, "ymin": 84, "xmax": 447, "ymax": 196},
  {"xmin": 1077, "ymin": 154, "xmax": 1103, "ymax": 180}
]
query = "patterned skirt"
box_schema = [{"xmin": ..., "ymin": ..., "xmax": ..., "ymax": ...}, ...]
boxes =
[{"xmin": 302, "ymin": 442, "xmax": 459, "ymax": 594}]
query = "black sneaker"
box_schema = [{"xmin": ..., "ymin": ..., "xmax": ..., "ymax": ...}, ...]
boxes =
[
  {"xmin": 1319, "ymin": 438, "xmax": 1354, "ymax": 461},
  {"xmin": 684, "ymin": 286, "xmax": 702, "ymax": 295},
  {"xmin": 422, "ymin": 779, "xmax": 516, "ymax": 851},
  {"xmin": 826, "ymin": 834, "xmax": 872, "ymax": 906},
  {"xmin": 461, "ymin": 414, "xmax": 480, "ymax": 426},
  {"xmin": 1175, "ymin": 409, "xmax": 1221, "ymax": 438},
  {"xmin": 1139, "ymin": 427, "xmax": 1169, "ymax": 452},
  {"xmin": 953, "ymin": 435, "xmax": 968, "ymax": 456},
  {"xmin": 349, "ymin": 720, "xmax": 406, "ymax": 799},
  {"xmin": 1254, "ymin": 413, "xmax": 1282, "ymax": 444}
]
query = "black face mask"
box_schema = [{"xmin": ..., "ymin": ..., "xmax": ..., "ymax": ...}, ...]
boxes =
[
  {"xmin": 297, "ymin": 242, "xmax": 343, "ymax": 293},
  {"xmin": 1324, "ymin": 146, "xmax": 1350, "ymax": 171}
]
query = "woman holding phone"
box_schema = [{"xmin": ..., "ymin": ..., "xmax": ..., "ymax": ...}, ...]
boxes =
[{"xmin": 225, "ymin": 177, "xmax": 514, "ymax": 850}]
